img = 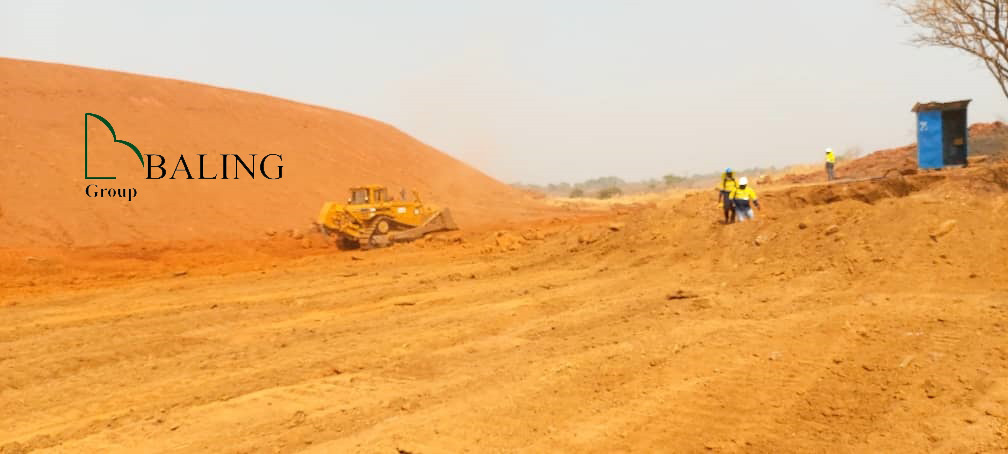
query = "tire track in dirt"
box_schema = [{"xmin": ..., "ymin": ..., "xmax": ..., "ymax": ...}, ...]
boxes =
[{"xmin": 3, "ymin": 169, "xmax": 1008, "ymax": 452}]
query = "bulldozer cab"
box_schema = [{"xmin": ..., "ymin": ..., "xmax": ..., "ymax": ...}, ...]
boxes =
[
  {"xmin": 348, "ymin": 186, "xmax": 390, "ymax": 205},
  {"xmin": 348, "ymin": 188, "xmax": 369, "ymax": 204}
]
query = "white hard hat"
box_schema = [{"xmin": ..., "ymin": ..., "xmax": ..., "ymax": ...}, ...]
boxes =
[
  {"xmin": 739, "ymin": 176, "xmax": 749, "ymax": 186},
  {"xmin": 826, "ymin": 147, "xmax": 833, "ymax": 153}
]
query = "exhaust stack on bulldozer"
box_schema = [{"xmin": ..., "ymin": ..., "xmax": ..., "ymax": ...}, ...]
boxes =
[{"xmin": 316, "ymin": 185, "xmax": 458, "ymax": 249}]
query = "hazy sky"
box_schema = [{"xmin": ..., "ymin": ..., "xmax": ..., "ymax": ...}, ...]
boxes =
[{"xmin": 2, "ymin": 1, "xmax": 1004, "ymax": 184}]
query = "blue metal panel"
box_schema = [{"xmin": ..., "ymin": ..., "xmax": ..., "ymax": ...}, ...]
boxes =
[{"xmin": 917, "ymin": 110, "xmax": 943, "ymax": 169}]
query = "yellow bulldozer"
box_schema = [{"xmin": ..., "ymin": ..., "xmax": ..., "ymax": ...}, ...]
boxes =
[{"xmin": 316, "ymin": 185, "xmax": 458, "ymax": 249}]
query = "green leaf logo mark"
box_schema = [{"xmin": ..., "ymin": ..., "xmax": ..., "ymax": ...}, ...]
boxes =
[{"xmin": 85, "ymin": 113, "xmax": 143, "ymax": 180}]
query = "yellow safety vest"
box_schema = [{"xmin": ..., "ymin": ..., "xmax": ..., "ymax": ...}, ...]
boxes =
[
  {"xmin": 826, "ymin": 152, "xmax": 836, "ymax": 164},
  {"xmin": 730, "ymin": 187, "xmax": 758, "ymax": 208},
  {"xmin": 720, "ymin": 173, "xmax": 737, "ymax": 191}
]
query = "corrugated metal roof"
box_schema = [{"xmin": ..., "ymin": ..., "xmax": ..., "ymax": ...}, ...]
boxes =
[{"xmin": 911, "ymin": 99, "xmax": 971, "ymax": 112}]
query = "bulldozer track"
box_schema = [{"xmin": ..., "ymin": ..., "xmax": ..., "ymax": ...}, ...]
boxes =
[{"xmin": 317, "ymin": 186, "xmax": 457, "ymax": 249}]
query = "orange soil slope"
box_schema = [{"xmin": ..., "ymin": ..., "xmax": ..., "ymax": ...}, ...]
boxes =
[
  {"xmin": 0, "ymin": 58, "xmax": 545, "ymax": 247},
  {"xmin": 2, "ymin": 165, "xmax": 1007, "ymax": 452},
  {"xmin": 781, "ymin": 122, "xmax": 1008, "ymax": 184}
]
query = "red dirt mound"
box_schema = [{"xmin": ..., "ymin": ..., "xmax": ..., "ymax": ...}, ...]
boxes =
[
  {"xmin": 0, "ymin": 58, "xmax": 548, "ymax": 247},
  {"xmin": 781, "ymin": 122, "xmax": 1008, "ymax": 184},
  {"xmin": 969, "ymin": 120, "xmax": 1008, "ymax": 136}
]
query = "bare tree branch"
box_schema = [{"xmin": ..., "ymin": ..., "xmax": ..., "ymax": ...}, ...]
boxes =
[{"xmin": 895, "ymin": 0, "xmax": 1008, "ymax": 100}]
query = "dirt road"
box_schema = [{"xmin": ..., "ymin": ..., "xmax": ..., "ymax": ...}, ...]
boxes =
[{"xmin": 2, "ymin": 168, "xmax": 1008, "ymax": 453}]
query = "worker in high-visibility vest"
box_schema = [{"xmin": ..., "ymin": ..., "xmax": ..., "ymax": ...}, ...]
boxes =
[
  {"xmin": 825, "ymin": 148, "xmax": 836, "ymax": 181},
  {"xmin": 716, "ymin": 168, "xmax": 737, "ymax": 224},
  {"xmin": 730, "ymin": 176, "xmax": 760, "ymax": 222}
]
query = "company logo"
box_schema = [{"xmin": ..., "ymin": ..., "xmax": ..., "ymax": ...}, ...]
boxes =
[
  {"xmin": 83, "ymin": 112, "xmax": 284, "ymax": 202},
  {"xmin": 84, "ymin": 112, "xmax": 144, "ymax": 180}
]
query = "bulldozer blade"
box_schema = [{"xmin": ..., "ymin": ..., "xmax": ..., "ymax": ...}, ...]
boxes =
[
  {"xmin": 433, "ymin": 208, "xmax": 459, "ymax": 231},
  {"xmin": 389, "ymin": 208, "xmax": 459, "ymax": 242}
]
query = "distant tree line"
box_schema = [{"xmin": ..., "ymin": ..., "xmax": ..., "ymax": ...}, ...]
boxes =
[{"xmin": 512, "ymin": 163, "xmax": 792, "ymax": 199}]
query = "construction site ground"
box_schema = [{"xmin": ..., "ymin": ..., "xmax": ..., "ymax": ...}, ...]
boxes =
[{"xmin": 3, "ymin": 165, "xmax": 1007, "ymax": 453}]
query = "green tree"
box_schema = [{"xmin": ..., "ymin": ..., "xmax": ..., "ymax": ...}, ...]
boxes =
[
  {"xmin": 597, "ymin": 187, "xmax": 623, "ymax": 199},
  {"xmin": 663, "ymin": 174, "xmax": 686, "ymax": 186}
]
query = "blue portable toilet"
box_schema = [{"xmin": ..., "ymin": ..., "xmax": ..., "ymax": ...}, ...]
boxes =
[{"xmin": 912, "ymin": 100, "xmax": 970, "ymax": 169}]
